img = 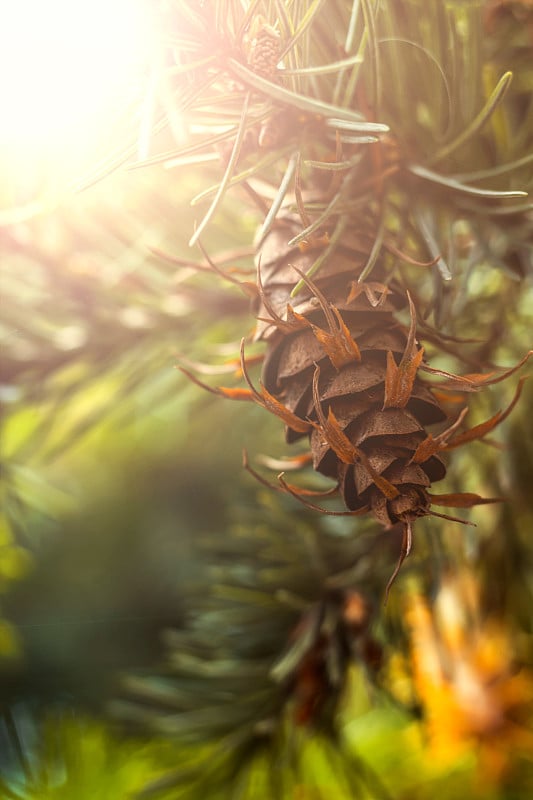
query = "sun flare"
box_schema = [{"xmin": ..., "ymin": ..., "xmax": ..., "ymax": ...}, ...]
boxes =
[
  {"xmin": 0, "ymin": 0, "xmax": 151, "ymax": 143},
  {"xmin": 0, "ymin": 0, "xmax": 154, "ymax": 209}
]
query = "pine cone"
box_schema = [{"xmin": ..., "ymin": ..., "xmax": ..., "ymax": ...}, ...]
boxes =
[
  {"xmin": 256, "ymin": 212, "xmax": 444, "ymax": 525},
  {"xmin": 182, "ymin": 200, "xmax": 528, "ymax": 594},
  {"xmin": 246, "ymin": 16, "xmax": 280, "ymax": 80},
  {"xmin": 244, "ymin": 208, "xmax": 527, "ymax": 592}
]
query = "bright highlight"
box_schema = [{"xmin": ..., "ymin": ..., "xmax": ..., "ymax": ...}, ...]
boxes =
[{"xmin": 0, "ymin": 0, "xmax": 151, "ymax": 146}]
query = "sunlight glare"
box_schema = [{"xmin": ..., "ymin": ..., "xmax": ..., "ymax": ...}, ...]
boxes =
[{"xmin": 0, "ymin": 0, "xmax": 152, "ymax": 145}]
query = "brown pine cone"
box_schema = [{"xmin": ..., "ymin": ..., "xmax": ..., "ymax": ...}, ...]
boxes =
[
  {"xmin": 245, "ymin": 209, "xmax": 526, "ymax": 593},
  {"xmin": 182, "ymin": 210, "xmax": 528, "ymax": 594},
  {"xmin": 256, "ymin": 212, "xmax": 447, "ymax": 525}
]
